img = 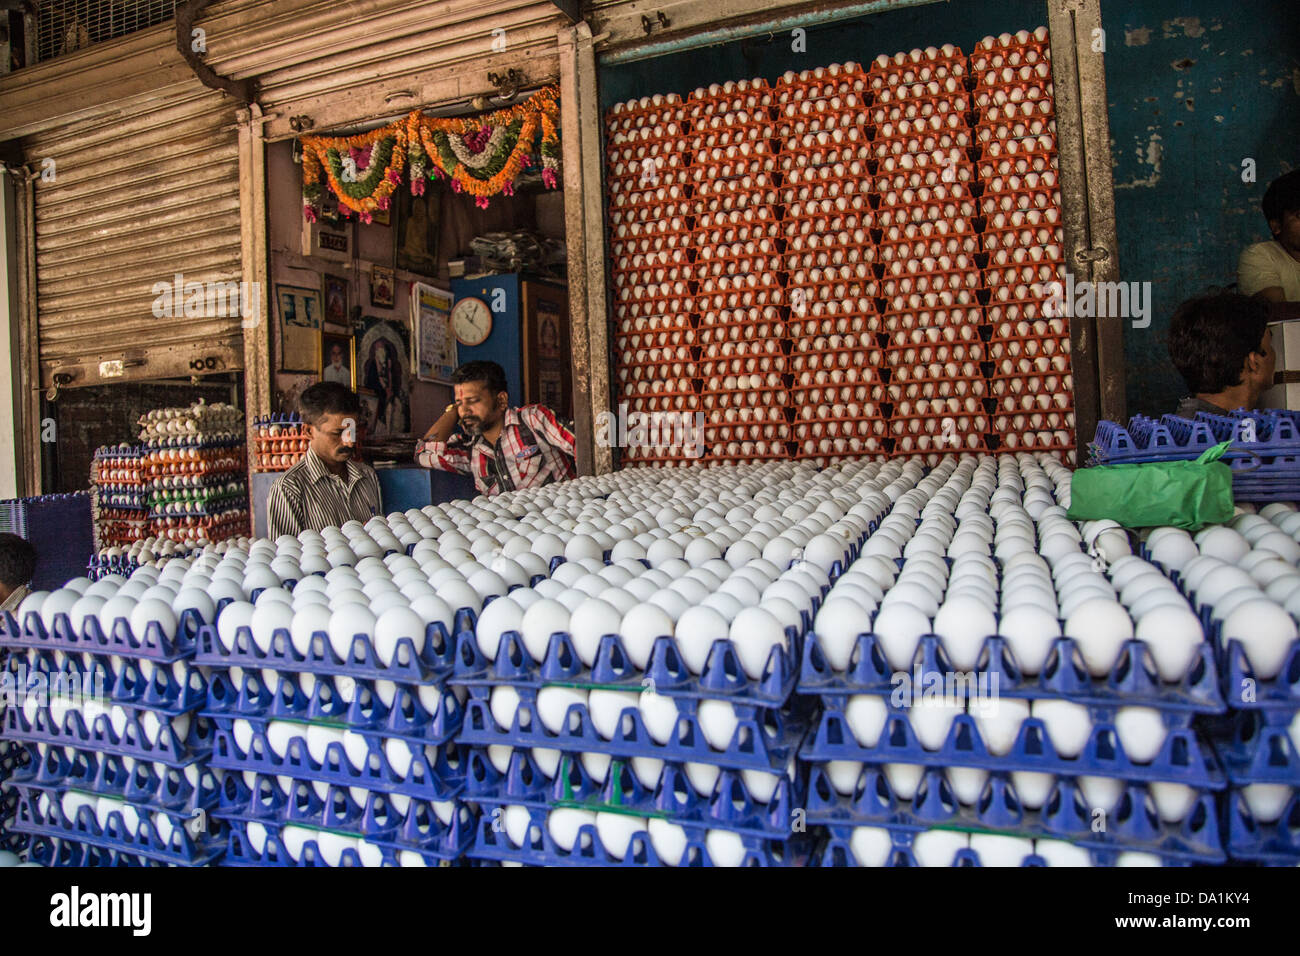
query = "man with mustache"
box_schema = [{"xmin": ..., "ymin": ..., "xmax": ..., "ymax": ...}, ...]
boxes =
[
  {"xmin": 416, "ymin": 360, "xmax": 576, "ymax": 495},
  {"xmin": 267, "ymin": 382, "xmax": 382, "ymax": 537}
]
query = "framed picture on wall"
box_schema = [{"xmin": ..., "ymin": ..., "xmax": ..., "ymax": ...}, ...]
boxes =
[
  {"xmin": 370, "ymin": 265, "xmax": 396, "ymax": 308},
  {"xmin": 277, "ymin": 284, "xmax": 323, "ymax": 372},
  {"xmin": 411, "ymin": 282, "xmax": 456, "ymax": 383},
  {"xmin": 323, "ymin": 273, "xmax": 349, "ymax": 329},
  {"xmin": 395, "ymin": 188, "xmax": 440, "ymax": 277},
  {"xmin": 320, "ymin": 332, "xmax": 356, "ymax": 389},
  {"xmin": 358, "ymin": 314, "xmax": 412, "ymax": 437}
]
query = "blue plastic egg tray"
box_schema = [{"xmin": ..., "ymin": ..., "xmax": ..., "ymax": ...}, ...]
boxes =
[
  {"xmin": 814, "ymin": 824, "xmax": 1194, "ymax": 867},
  {"xmin": 467, "ymin": 801, "xmax": 815, "ymax": 867},
  {"xmin": 0, "ymin": 610, "xmax": 199, "ymax": 662},
  {"xmin": 195, "ymin": 621, "xmax": 455, "ymax": 686},
  {"xmin": 800, "ymin": 697, "xmax": 1225, "ymax": 789},
  {"xmin": 208, "ymin": 718, "xmax": 466, "ymax": 802},
  {"xmin": 1216, "ymin": 638, "xmax": 1300, "ymax": 710},
  {"xmin": 8, "ymin": 743, "xmax": 218, "ymax": 817},
  {"xmin": 1092, "ymin": 411, "xmax": 1300, "ymax": 463},
  {"xmin": 1222, "ymin": 786, "xmax": 1300, "ymax": 865},
  {"xmin": 458, "ymin": 684, "xmax": 814, "ymax": 773},
  {"xmin": 212, "ymin": 771, "xmax": 476, "ymax": 857},
  {"xmin": 203, "ymin": 669, "xmax": 463, "ymax": 747},
  {"xmin": 1210, "ymin": 708, "xmax": 1300, "ymax": 785},
  {"xmin": 220, "ymin": 818, "xmax": 462, "ymax": 866},
  {"xmin": 8, "ymin": 649, "xmax": 206, "ymax": 716},
  {"xmin": 1, "ymin": 704, "xmax": 213, "ymax": 768},
  {"xmin": 465, "ymin": 747, "xmax": 801, "ymax": 839},
  {"xmin": 27, "ymin": 835, "xmax": 163, "ymax": 867},
  {"xmin": 798, "ymin": 632, "xmax": 1225, "ymax": 713},
  {"xmin": 10, "ymin": 786, "xmax": 224, "ymax": 866},
  {"xmin": 803, "ymin": 763, "xmax": 1224, "ymax": 863}
]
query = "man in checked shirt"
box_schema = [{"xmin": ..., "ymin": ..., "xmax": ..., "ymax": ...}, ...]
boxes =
[{"xmin": 416, "ymin": 361, "xmax": 576, "ymax": 495}]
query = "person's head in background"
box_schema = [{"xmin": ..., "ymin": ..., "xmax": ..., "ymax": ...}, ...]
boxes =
[
  {"xmin": 0, "ymin": 532, "xmax": 36, "ymax": 607},
  {"xmin": 330, "ymin": 343, "xmax": 345, "ymax": 367},
  {"xmin": 452, "ymin": 360, "xmax": 510, "ymax": 437},
  {"xmin": 1262, "ymin": 169, "xmax": 1300, "ymax": 258},
  {"xmin": 299, "ymin": 381, "xmax": 363, "ymax": 472},
  {"xmin": 1168, "ymin": 292, "xmax": 1276, "ymax": 413}
]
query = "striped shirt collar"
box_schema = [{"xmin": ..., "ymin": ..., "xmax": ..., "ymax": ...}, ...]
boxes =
[
  {"xmin": 302, "ymin": 446, "xmax": 365, "ymax": 489},
  {"xmin": 0, "ymin": 584, "xmax": 29, "ymax": 615}
]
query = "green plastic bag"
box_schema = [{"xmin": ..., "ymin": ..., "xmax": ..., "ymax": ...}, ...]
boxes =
[{"xmin": 1066, "ymin": 441, "xmax": 1235, "ymax": 531}]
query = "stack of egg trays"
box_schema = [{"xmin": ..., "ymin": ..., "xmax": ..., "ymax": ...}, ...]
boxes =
[
  {"xmin": 687, "ymin": 80, "xmax": 790, "ymax": 467},
  {"xmin": 606, "ymin": 96, "xmax": 701, "ymax": 468},
  {"xmin": 196, "ymin": 613, "xmax": 473, "ymax": 866},
  {"xmin": 972, "ymin": 33, "xmax": 1073, "ymax": 460},
  {"xmin": 775, "ymin": 65, "xmax": 890, "ymax": 468},
  {"xmin": 1142, "ymin": 546, "xmax": 1300, "ymax": 864},
  {"xmin": 0, "ymin": 607, "xmax": 220, "ymax": 866},
  {"xmin": 0, "ymin": 739, "xmax": 28, "ymax": 855},
  {"xmin": 816, "ymin": 825, "xmax": 1171, "ymax": 867},
  {"xmin": 456, "ymin": 564, "xmax": 827, "ymax": 865},
  {"xmin": 797, "ymin": 627, "xmax": 1228, "ymax": 865}
]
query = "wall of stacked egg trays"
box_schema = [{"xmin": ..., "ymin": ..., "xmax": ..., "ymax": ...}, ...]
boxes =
[
  {"xmin": 3, "ymin": 445, "xmax": 1300, "ymax": 865},
  {"xmin": 607, "ymin": 29, "xmax": 1074, "ymax": 468},
  {"xmin": 89, "ymin": 401, "xmax": 251, "ymax": 567}
]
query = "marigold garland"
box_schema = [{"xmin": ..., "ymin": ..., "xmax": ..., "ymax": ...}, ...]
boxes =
[{"xmin": 300, "ymin": 86, "xmax": 561, "ymax": 220}]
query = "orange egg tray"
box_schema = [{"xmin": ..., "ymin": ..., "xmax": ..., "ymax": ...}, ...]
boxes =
[
  {"xmin": 975, "ymin": 119, "xmax": 1057, "ymax": 145},
  {"xmin": 982, "ymin": 227, "xmax": 1064, "ymax": 254}
]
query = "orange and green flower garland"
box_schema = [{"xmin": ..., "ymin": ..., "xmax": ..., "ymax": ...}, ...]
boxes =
[{"xmin": 300, "ymin": 86, "xmax": 561, "ymax": 220}]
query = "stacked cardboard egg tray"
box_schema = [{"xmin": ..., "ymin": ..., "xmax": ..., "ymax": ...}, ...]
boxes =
[
  {"xmin": 196, "ymin": 579, "xmax": 473, "ymax": 867},
  {"xmin": 867, "ymin": 47, "xmax": 989, "ymax": 466},
  {"xmin": 1135, "ymin": 513, "xmax": 1300, "ymax": 866},
  {"xmin": 798, "ymin": 454, "xmax": 1228, "ymax": 866},
  {"xmin": 607, "ymin": 93, "xmax": 701, "ymax": 468},
  {"xmin": 0, "ymin": 598, "xmax": 221, "ymax": 866},
  {"xmin": 972, "ymin": 32, "xmax": 1075, "ymax": 460},
  {"xmin": 776, "ymin": 63, "xmax": 888, "ymax": 467},
  {"xmin": 689, "ymin": 80, "xmax": 792, "ymax": 467},
  {"xmin": 454, "ymin": 563, "xmax": 824, "ymax": 865}
]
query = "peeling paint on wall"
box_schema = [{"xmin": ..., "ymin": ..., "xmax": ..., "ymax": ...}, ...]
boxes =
[
  {"xmin": 1114, "ymin": 132, "xmax": 1165, "ymax": 189},
  {"xmin": 1126, "ymin": 26, "xmax": 1152, "ymax": 45},
  {"xmin": 1162, "ymin": 17, "xmax": 1206, "ymax": 38}
]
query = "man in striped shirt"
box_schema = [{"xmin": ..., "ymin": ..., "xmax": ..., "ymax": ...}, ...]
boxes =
[
  {"xmin": 416, "ymin": 360, "xmax": 576, "ymax": 495},
  {"xmin": 267, "ymin": 382, "xmax": 383, "ymax": 538}
]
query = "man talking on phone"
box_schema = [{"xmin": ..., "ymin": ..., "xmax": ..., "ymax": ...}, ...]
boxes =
[{"xmin": 416, "ymin": 361, "xmax": 576, "ymax": 495}]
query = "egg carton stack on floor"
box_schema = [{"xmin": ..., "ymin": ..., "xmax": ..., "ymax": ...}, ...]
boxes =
[
  {"xmin": 606, "ymin": 93, "xmax": 702, "ymax": 468},
  {"xmin": 0, "ymin": 573, "xmax": 223, "ymax": 867},
  {"xmin": 193, "ymin": 529, "xmax": 475, "ymax": 867},
  {"xmin": 687, "ymin": 80, "xmax": 791, "ymax": 466},
  {"xmin": 90, "ymin": 444, "xmax": 151, "ymax": 552},
  {"xmin": 451, "ymin": 457, "xmax": 915, "ymax": 865},
  {"xmin": 1139, "ymin": 511, "xmax": 1300, "ymax": 865},
  {"xmin": 866, "ymin": 47, "xmax": 989, "ymax": 467},
  {"xmin": 971, "ymin": 30, "xmax": 1074, "ymax": 461},
  {"xmin": 774, "ymin": 63, "xmax": 889, "ymax": 468},
  {"xmin": 799, "ymin": 452, "xmax": 1228, "ymax": 866}
]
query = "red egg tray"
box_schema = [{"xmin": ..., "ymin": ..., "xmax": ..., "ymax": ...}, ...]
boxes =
[{"xmin": 975, "ymin": 119, "xmax": 1057, "ymax": 145}]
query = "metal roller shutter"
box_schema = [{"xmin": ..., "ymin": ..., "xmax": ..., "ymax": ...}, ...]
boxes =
[{"xmin": 22, "ymin": 84, "xmax": 243, "ymax": 389}]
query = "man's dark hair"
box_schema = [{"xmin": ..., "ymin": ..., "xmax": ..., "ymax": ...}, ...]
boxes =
[
  {"xmin": 1168, "ymin": 292, "xmax": 1271, "ymax": 394},
  {"xmin": 0, "ymin": 532, "xmax": 36, "ymax": 591},
  {"xmin": 453, "ymin": 360, "xmax": 509, "ymax": 396},
  {"xmin": 1262, "ymin": 169, "xmax": 1300, "ymax": 227},
  {"xmin": 298, "ymin": 381, "xmax": 361, "ymax": 425}
]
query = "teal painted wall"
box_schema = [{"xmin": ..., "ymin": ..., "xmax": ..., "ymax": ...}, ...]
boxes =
[{"xmin": 597, "ymin": 0, "xmax": 1300, "ymax": 419}]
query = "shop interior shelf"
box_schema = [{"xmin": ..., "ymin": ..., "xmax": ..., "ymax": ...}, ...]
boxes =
[{"xmin": 798, "ymin": 632, "xmax": 1224, "ymax": 713}]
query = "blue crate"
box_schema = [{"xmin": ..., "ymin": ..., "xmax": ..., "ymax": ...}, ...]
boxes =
[
  {"xmin": 451, "ymin": 626, "xmax": 801, "ymax": 706},
  {"xmin": 212, "ymin": 770, "xmax": 476, "ymax": 857},
  {"xmin": 10, "ymin": 786, "xmax": 224, "ymax": 866},
  {"xmin": 798, "ymin": 632, "xmax": 1224, "ymax": 713},
  {"xmin": 0, "ymin": 609, "xmax": 199, "ymax": 662},
  {"xmin": 466, "ymin": 801, "xmax": 815, "ymax": 866},
  {"xmin": 220, "ymin": 818, "xmax": 465, "ymax": 866},
  {"xmin": 194, "ymin": 620, "xmax": 454, "ymax": 686},
  {"xmin": 0, "ymin": 492, "xmax": 93, "ymax": 591},
  {"xmin": 800, "ymin": 697, "xmax": 1225, "ymax": 789},
  {"xmin": 458, "ymin": 684, "xmax": 813, "ymax": 773},
  {"xmin": 1211, "ymin": 709, "xmax": 1300, "ymax": 785},
  {"xmin": 8, "ymin": 743, "xmax": 218, "ymax": 817},
  {"xmin": 203, "ymin": 669, "xmax": 463, "ymax": 747},
  {"xmin": 1, "ymin": 703, "xmax": 213, "ymax": 768},
  {"xmin": 208, "ymin": 718, "xmax": 465, "ymax": 802},
  {"xmin": 803, "ymin": 763, "xmax": 1224, "ymax": 863},
  {"xmin": 8, "ymin": 649, "xmax": 206, "ymax": 716},
  {"xmin": 464, "ymin": 747, "xmax": 802, "ymax": 839},
  {"xmin": 1222, "ymin": 787, "xmax": 1300, "ymax": 864},
  {"xmin": 814, "ymin": 824, "xmax": 1195, "ymax": 867}
]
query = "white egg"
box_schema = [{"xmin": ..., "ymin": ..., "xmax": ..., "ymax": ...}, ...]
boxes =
[
  {"xmin": 998, "ymin": 604, "xmax": 1062, "ymax": 676},
  {"xmin": 1222, "ymin": 599, "xmax": 1297, "ymax": 679},
  {"xmin": 474, "ymin": 596, "xmax": 523, "ymax": 662},
  {"xmin": 1063, "ymin": 598, "xmax": 1134, "ymax": 677},
  {"xmin": 536, "ymin": 686, "xmax": 588, "ymax": 735},
  {"xmin": 327, "ymin": 604, "xmax": 376, "ymax": 662},
  {"xmin": 673, "ymin": 605, "xmax": 731, "ymax": 674},
  {"xmin": 913, "ymin": 829, "xmax": 969, "ymax": 867},
  {"xmin": 849, "ymin": 826, "xmax": 894, "ymax": 866},
  {"xmin": 1032, "ymin": 698, "xmax": 1091, "ymax": 758},
  {"xmin": 619, "ymin": 603, "xmax": 674, "ymax": 669}
]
